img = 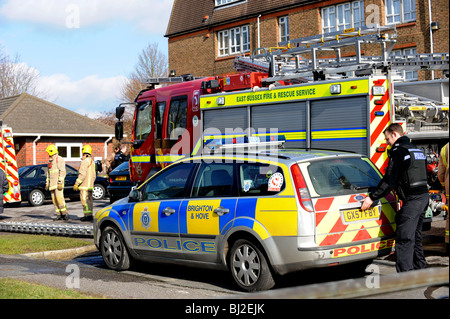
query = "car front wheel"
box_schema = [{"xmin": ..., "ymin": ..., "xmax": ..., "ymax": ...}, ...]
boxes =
[
  {"xmin": 229, "ymin": 239, "xmax": 275, "ymax": 292},
  {"xmin": 100, "ymin": 226, "xmax": 131, "ymax": 270}
]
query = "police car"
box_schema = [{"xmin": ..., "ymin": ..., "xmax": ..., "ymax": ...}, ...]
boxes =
[{"xmin": 94, "ymin": 139, "xmax": 397, "ymax": 292}]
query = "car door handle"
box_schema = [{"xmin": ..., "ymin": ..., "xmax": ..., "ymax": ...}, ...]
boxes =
[
  {"xmin": 214, "ymin": 207, "xmax": 229, "ymax": 216},
  {"xmin": 163, "ymin": 207, "xmax": 176, "ymax": 216}
]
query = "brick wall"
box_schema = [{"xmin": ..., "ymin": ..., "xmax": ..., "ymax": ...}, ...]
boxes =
[
  {"xmin": 14, "ymin": 136, "xmax": 114, "ymax": 170},
  {"xmin": 168, "ymin": 0, "xmax": 448, "ymax": 80}
]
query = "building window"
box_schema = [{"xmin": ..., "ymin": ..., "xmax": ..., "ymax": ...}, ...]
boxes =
[
  {"xmin": 215, "ymin": 0, "xmax": 242, "ymax": 7},
  {"xmin": 322, "ymin": 1, "xmax": 365, "ymax": 33},
  {"xmin": 279, "ymin": 16, "xmax": 289, "ymax": 43},
  {"xmin": 218, "ymin": 25, "xmax": 250, "ymax": 57},
  {"xmin": 385, "ymin": 0, "xmax": 416, "ymax": 24},
  {"xmin": 391, "ymin": 48, "xmax": 418, "ymax": 81},
  {"xmin": 56, "ymin": 143, "xmax": 82, "ymax": 161}
]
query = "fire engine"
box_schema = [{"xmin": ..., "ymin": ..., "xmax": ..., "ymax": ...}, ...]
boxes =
[
  {"xmin": 115, "ymin": 25, "xmax": 449, "ymax": 218},
  {"xmin": 0, "ymin": 121, "xmax": 21, "ymax": 205}
]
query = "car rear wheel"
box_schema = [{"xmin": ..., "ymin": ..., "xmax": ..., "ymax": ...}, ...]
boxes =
[
  {"xmin": 28, "ymin": 189, "xmax": 44, "ymax": 206},
  {"xmin": 229, "ymin": 239, "xmax": 275, "ymax": 292},
  {"xmin": 92, "ymin": 184, "xmax": 105, "ymax": 200},
  {"xmin": 100, "ymin": 226, "xmax": 131, "ymax": 271}
]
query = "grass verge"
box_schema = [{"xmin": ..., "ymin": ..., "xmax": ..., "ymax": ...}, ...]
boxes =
[
  {"xmin": 0, "ymin": 278, "xmax": 101, "ymax": 299},
  {"xmin": 0, "ymin": 233, "xmax": 93, "ymax": 255}
]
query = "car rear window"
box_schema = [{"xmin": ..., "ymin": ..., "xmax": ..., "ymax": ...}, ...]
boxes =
[{"xmin": 305, "ymin": 157, "xmax": 381, "ymax": 197}]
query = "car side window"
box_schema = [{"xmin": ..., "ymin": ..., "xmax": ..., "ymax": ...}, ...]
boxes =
[
  {"xmin": 66, "ymin": 166, "xmax": 78, "ymax": 176},
  {"xmin": 40, "ymin": 167, "xmax": 48, "ymax": 178},
  {"xmin": 23, "ymin": 167, "xmax": 38, "ymax": 179},
  {"xmin": 143, "ymin": 163, "xmax": 194, "ymax": 200},
  {"xmin": 192, "ymin": 162, "xmax": 235, "ymax": 197},
  {"xmin": 238, "ymin": 163, "xmax": 285, "ymax": 196}
]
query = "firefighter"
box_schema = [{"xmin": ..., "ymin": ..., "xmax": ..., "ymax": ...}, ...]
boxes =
[
  {"xmin": 438, "ymin": 143, "xmax": 449, "ymax": 251},
  {"xmin": 73, "ymin": 145, "xmax": 96, "ymax": 221},
  {"xmin": 361, "ymin": 123, "xmax": 428, "ymax": 272},
  {"xmin": 46, "ymin": 144, "xmax": 69, "ymax": 220}
]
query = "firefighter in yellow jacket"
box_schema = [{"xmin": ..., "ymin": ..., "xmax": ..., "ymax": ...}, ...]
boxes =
[
  {"xmin": 74, "ymin": 145, "xmax": 96, "ymax": 221},
  {"xmin": 46, "ymin": 145, "xmax": 69, "ymax": 220}
]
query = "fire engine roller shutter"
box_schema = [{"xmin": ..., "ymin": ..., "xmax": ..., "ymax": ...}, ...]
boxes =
[
  {"xmin": 251, "ymin": 102, "xmax": 306, "ymax": 148},
  {"xmin": 203, "ymin": 107, "xmax": 248, "ymax": 137},
  {"xmin": 310, "ymin": 96, "xmax": 367, "ymax": 155}
]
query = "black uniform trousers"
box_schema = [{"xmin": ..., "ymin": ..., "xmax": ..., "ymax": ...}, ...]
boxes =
[{"xmin": 394, "ymin": 192, "xmax": 428, "ymax": 272}]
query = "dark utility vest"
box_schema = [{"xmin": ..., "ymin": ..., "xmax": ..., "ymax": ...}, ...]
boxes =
[{"xmin": 395, "ymin": 137, "xmax": 428, "ymax": 196}]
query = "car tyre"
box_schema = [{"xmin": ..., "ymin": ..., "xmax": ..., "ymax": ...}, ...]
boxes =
[
  {"xmin": 93, "ymin": 184, "xmax": 106, "ymax": 200},
  {"xmin": 229, "ymin": 239, "xmax": 275, "ymax": 292},
  {"xmin": 100, "ymin": 226, "xmax": 131, "ymax": 271},
  {"xmin": 28, "ymin": 189, "xmax": 45, "ymax": 206}
]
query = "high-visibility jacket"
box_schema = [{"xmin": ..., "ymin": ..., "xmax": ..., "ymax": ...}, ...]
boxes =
[
  {"xmin": 76, "ymin": 156, "xmax": 96, "ymax": 190},
  {"xmin": 47, "ymin": 155, "xmax": 66, "ymax": 190},
  {"xmin": 438, "ymin": 143, "xmax": 449, "ymax": 199}
]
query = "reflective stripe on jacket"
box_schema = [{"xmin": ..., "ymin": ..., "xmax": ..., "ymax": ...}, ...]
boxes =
[
  {"xmin": 76, "ymin": 156, "xmax": 96, "ymax": 190},
  {"xmin": 47, "ymin": 155, "xmax": 66, "ymax": 190}
]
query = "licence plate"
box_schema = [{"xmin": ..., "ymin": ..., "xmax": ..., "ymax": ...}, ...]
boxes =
[
  {"xmin": 115, "ymin": 176, "xmax": 127, "ymax": 181},
  {"xmin": 341, "ymin": 206, "xmax": 380, "ymax": 224}
]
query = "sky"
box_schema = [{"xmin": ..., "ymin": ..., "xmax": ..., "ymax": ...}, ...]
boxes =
[{"xmin": 0, "ymin": 0, "xmax": 174, "ymax": 118}]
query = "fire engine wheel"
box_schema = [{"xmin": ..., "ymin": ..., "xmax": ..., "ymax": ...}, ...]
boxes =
[
  {"xmin": 229, "ymin": 239, "xmax": 275, "ymax": 292},
  {"xmin": 28, "ymin": 189, "xmax": 45, "ymax": 206},
  {"xmin": 100, "ymin": 226, "xmax": 131, "ymax": 271}
]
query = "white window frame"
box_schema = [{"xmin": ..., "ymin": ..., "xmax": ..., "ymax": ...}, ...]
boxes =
[
  {"xmin": 279, "ymin": 16, "xmax": 290, "ymax": 43},
  {"xmin": 391, "ymin": 48, "xmax": 418, "ymax": 81},
  {"xmin": 322, "ymin": 1, "xmax": 365, "ymax": 33},
  {"xmin": 215, "ymin": 0, "xmax": 241, "ymax": 7},
  {"xmin": 56, "ymin": 142, "xmax": 83, "ymax": 162},
  {"xmin": 218, "ymin": 25, "xmax": 250, "ymax": 57},
  {"xmin": 385, "ymin": 0, "xmax": 416, "ymax": 25}
]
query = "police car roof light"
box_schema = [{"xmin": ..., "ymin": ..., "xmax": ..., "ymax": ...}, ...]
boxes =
[{"xmin": 203, "ymin": 135, "xmax": 286, "ymax": 153}]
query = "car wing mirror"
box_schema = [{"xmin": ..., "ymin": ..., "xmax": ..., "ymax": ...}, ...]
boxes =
[{"xmin": 129, "ymin": 186, "xmax": 142, "ymax": 202}]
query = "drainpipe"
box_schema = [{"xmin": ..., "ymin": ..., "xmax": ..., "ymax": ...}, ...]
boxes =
[
  {"xmin": 257, "ymin": 14, "xmax": 261, "ymax": 54},
  {"xmin": 428, "ymin": 0, "xmax": 434, "ymax": 80},
  {"xmin": 33, "ymin": 135, "xmax": 41, "ymax": 165},
  {"xmin": 104, "ymin": 136, "xmax": 113, "ymax": 159}
]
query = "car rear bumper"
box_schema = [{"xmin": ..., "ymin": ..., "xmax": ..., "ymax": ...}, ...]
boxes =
[{"xmin": 267, "ymin": 236, "xmax": 395, "ymax": 275}]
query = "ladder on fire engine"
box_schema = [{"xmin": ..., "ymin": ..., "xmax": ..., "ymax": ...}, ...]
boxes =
[
  {"xmin": 234, "ymin": 25, "xmax": 449, "ymax": 83},
  {"xmin": 394, "ymin": 90, "xmax": 449, "ymax": 138},
  {"xmin": 145, "ymin": 74, "xmax": 205, "ymax": 86}
]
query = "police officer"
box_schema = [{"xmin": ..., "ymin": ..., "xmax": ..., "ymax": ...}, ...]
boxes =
[
  {"xmin": 73, "ymin": 145, "xmax": 96, "ymax": 221},
  {"xmin": 46, "ymin": 144, "xmax": 69, "ymax": 220},
  {"xmin": 361, "ymin": 123, "xmax": 428, "ymax": 272}
]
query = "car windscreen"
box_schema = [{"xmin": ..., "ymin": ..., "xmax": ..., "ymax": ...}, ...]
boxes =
[
  {"xmin": 305, "ymin": 157, "xmax": 382, "ymax": 197},
  {"xmin": 111, "ymin": 161, "xmax": 129, "ymax": 173}
]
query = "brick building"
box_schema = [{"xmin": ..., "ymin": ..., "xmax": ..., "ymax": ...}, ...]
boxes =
[
  {"xmin": 0, "ymin": 93, "xmax": 114, "ymax": 169},
  {"xmin": 165, "ymin": 0, "xmax": 449, "ymax": 80}
]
